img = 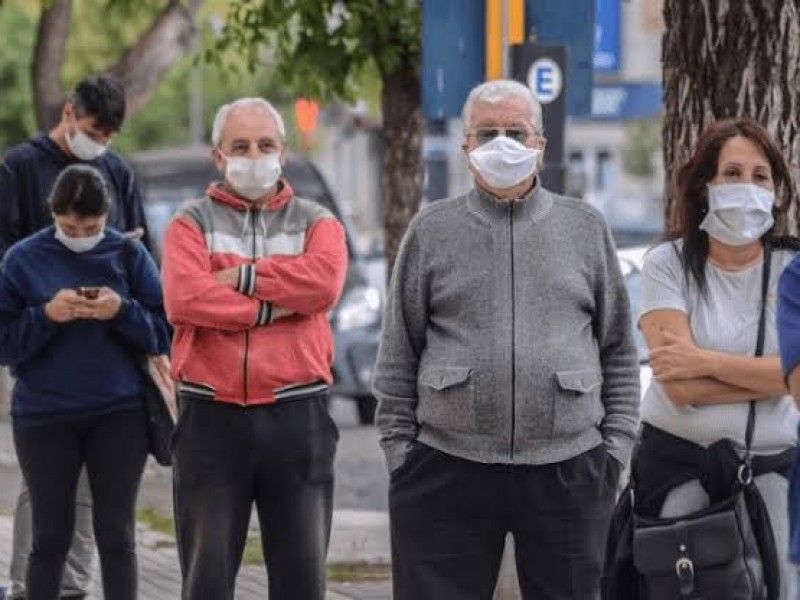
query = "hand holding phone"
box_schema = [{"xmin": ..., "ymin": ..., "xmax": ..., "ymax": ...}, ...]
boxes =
[
  {"xmin": 72, "ymin": 287, "xmax": 122, "ymax": 320},
  {"xmin": 44, "ymin": 289, "xmax": 85, "ymax": 323},
  {"xmin": 76, "ymin": 287, "xmax": 101, "ymax": 300}
]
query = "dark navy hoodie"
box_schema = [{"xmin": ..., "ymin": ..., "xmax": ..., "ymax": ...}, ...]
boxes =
[
  {"xmin": 0, "ymin": 227, "xmax": 170, "ymax": 423},
  {"xmin": 0, "ymin": 134, "xmax": 149, "ymax": 259}
]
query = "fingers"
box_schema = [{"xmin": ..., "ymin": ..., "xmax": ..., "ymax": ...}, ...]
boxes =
[{"xmin": 123, "ymin": 227, "xmax": 145, "ymax": 240}]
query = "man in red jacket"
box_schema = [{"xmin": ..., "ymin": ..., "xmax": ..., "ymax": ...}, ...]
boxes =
[{"xmin": 161, "ymin": 97, "xmax": 348, "ymax": 599}]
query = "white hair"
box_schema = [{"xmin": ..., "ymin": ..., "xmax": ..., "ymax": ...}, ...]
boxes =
[
  {"xmin": 461, "ymin": 79, "xmax": 543, "ymax": 135},
  {"xmin": 211, "ymin": 97, "xmax": 286, "ymax": 147}
]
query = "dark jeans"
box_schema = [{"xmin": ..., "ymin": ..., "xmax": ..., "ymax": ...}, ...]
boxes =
[
  {"xmin": 389, "ymin": 443, "xmax": 620, "ymax": 600},
  {"xmin": 12, "ymin": 408, "xmax": 148, "ymax": 600},
  {"xmin": 173, "ymin": 392, "xmax": 339, "ymax": 600}
]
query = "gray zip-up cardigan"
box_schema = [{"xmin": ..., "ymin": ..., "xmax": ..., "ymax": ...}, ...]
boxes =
[{"xmin": 373, "ymin": 182, "xmax": 640, "ymax": 473}]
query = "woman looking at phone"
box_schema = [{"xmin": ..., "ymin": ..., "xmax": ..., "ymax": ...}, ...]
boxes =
[{"xmin": 0, "ymin": 164, "xmax": 170, "ymax": 599}]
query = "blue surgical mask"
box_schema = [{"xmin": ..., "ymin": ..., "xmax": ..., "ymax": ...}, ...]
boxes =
[
  {"xmin": 700, "ymin": 183, "xmax": 775, "ymax": 246},
  {"xmin": 54, "ymin": 223, "xmax": 105, "ymax": 253}
]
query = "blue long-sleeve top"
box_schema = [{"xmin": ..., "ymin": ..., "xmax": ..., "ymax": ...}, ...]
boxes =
[
  {"xmin": 777, "ymin": 254, "xmax": 800, "ymax": 564},
  {"xmin": 0, "ymin": 227, "xmax": 171, "ymax": 423}
]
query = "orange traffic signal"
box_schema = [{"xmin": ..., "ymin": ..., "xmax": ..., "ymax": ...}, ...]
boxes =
[{"xmin": 295, "ymin": 98, "xmax": 320, "ymax": 134}]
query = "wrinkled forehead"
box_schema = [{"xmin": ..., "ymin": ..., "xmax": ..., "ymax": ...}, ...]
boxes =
[
  {"xmin": 219, "ymin": 105, "xmax": 283, "ymax": 146},
  {"xmin": 468, "ymin": 98, "xmax": 535, "ymax": 130}
]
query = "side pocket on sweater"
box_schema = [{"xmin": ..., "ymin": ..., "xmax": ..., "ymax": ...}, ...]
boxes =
[
  {"xmin": 417, "ymin": 366, "xmax": 474, "ymax": 433},
  {"xmin": 553, "ymin": 369, "xmax": 604, "ymax": 437}
]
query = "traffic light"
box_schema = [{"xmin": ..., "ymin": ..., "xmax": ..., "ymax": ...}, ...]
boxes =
[{"xmin": 294, "ymin": 98, "xmax": 319, "ymax": 151}]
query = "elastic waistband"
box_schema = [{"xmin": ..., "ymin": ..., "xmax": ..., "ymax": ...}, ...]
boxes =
[{"xmin": 177, "ymin": 380, "xmax": 329, "ymax": 404}]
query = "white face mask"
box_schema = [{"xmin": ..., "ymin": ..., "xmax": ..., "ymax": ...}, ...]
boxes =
[
  {"xmin": 700, "ymin": 183, "xmax": 775, "ymax": 246},
  {"xmin": 221, "ymin": 152, "xmax": 282, "ymax": 201},
  {"xmin": 468, "ymin": 135, "xmax": 540, "ymax": 191},
  {"xmin": 65, "ymin": 123, "xmax": 108, "ymax": 162},
  {"xmin": 54, "ymin": 223, "xmax": 105, "ymax": 253}
]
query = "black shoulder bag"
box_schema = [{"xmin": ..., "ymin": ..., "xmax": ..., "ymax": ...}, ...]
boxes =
[
  {"xmin": 120, "ymin": 240, "xmax": 176, "ymax": 467},
  {"xmin": 631, "ymin": 244, "xmax": 779, "ymax": 599}
]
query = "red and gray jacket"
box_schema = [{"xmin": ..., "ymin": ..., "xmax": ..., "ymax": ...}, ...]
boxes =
[{"xmin": 161, "ymin": 180, "xmax": 348, "ymax": 404}]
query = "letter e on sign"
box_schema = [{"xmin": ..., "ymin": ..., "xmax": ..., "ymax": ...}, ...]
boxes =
[{"xmin": 527, "ymin": 58, "xmax": 562, "ymax": 105}]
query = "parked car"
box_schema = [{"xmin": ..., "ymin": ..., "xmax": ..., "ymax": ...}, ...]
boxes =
[
  {"xmin": 130, "ymin": 146, "xmax": 382, "ymax": 424},
  {"xmin": 618, "ymin": 245, "xmax": 653, "ymax": 396}
]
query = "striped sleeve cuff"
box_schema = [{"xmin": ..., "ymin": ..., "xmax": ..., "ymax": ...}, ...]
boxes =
[
  {"xmin": 237, "ymin": 264, "xmax": 257, "ymax": 296},
  {"xmin": 255, "ymin": 301, "xmax": 273, "ymax": 326}
]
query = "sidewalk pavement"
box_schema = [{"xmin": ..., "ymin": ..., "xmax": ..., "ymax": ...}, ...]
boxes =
[{"xmin": 0, "ymin": 421, "xmax": 392, "ymax": 600}]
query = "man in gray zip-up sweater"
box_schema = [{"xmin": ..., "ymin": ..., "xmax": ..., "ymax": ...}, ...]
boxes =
[{"xmin": 374, "ymin": 80, "xmax": 640, "ymax": 599}]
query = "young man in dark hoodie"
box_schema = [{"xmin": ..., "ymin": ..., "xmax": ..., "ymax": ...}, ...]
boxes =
[{"xmin": 0, "ymin": 74, "xmax": 149, "ymax": 600}]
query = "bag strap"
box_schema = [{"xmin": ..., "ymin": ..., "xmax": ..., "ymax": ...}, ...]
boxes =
[{"xmin": 743, "ymin": 243, "xmax": 772, "ymax": 469}]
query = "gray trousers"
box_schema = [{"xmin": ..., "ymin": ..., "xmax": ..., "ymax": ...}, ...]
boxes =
[
  {"xmin": 9, "ymin": 467, "xmax": 94, "ymax": 598},
  {"xmin": 661, "ymin": 473, "xmax": 795, "ymax": 600}
]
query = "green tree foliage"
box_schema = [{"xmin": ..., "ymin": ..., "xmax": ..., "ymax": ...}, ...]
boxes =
[
  {"xmin": 213, "ymin": 0, "xmax": 424, "ymax": 275},
  {"xmin": 0, "ymin": 1, "xmax": 285, "ymax": 155},
  {"xmin": 212, "ymin": 0, "xmax": 420, "ymax": 101},
  {"xmin": 0, "ymin": 6, "xmax": 37, "ymax": 151},
  {"xmin": 623, "ymin": 117, "xmax": 661, "ymax": 179}
]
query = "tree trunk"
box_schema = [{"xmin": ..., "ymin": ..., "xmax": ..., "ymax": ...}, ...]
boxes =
[
  {"xmin": 380, "ymin": 65, "xmax": 424, "ymax": 281},
  {"xmin": 31, "ymin": 0, "xmax": 200, "ymax": 131},
  {"xmin": 662, "ymin": 0, "xmax": 800, "ymax": 232},
  {"xmin": 107, "ymin": 0, "xmax": 197, "ymax": 116},
  {"xmin": 32, "ymin": 0, "xmax": 72, "ymax": 130}
]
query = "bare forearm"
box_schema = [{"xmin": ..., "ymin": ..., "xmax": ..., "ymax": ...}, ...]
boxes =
[
  {"xmin": 661, "ymin": 377, "xmax": 758, "ymax": 406},
  {"xmin": 702, "ymin": 352, "xmax": 787, "ymax": 395}
]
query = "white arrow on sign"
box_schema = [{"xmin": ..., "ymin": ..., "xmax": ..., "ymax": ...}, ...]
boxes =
[{"xmin": 527, "ymin": 58, "xmax": 563, "ymax": 105}]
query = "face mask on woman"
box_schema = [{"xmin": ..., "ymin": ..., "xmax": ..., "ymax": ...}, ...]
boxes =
[
  {"xmin": 700, "ymin": 183, "xmax": 775, "ymax": 246},
  {"xmin": 54, "ymin": 223, "xmax": 105, "ymax": 253},
  {"xmin": 468, "ymin": 136, "xmax": 540, "ymax": 190},
  {"xmin": 222, "ymin": 153, "xmax": 282, "ymax": 201}
]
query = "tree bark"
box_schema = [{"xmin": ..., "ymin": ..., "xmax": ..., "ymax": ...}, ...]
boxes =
[
  {"xmin": 380, "ymin": 64, "xmax": 424, "ymax": 281},
  {"xmin": 32, "ymin": 0, "xmax": 72, "ymax": 131},
  {"xmin": 107, "ymin": 0, "xmax": 198, "ymax": 117},
  {"xmin": 662, "ymin": 0, "xmax": 800, "ymax": 232},
  {"xmin": 31, "ymin": 0, "xmax": 201, "ymax": 131}
]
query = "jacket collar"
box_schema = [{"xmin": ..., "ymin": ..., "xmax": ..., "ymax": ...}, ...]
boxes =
[
  {"xmin": 467, "ymin": 177, "xmax": 554, "ymax": 224},
  {"xmin": 206, "ymin": 179, "xmax": 295, "ymax": 212}
]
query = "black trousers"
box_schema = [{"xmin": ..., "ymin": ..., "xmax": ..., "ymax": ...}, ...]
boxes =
[
  {"xmin": 12, "ymin": 408, "xmax": 148, "ymax": 600},
  {"xmin": 389, "ymin": 443, "xmax": 620, "ymax": 600},
  {"xmin": 173, "ymin": 392, "xmax": 339, "ymax": 600}
]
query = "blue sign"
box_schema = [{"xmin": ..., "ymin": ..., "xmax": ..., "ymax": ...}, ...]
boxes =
[
  {"xmin": 528, "ymin": 58, "xmax": 563, "ymax": 104},
  {"xmin": 421, "ymin": 0, "xmax": 485, "ymax": 119},
  {"xmin": 594, "ymin": 0, "xmax": 620, "ymax": 72},
  {"xmin": 577, "ymin": 83, "xmax": 662, "ymax": 120},
  {"xmin": 525, "ymin": 0, "xmax": 594, "ymax": 116}
]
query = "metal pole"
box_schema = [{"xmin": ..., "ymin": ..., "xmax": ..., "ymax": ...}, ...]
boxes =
[{"xmin": 501, "ymin": 0, "xmax": 509, "ymax": 77}]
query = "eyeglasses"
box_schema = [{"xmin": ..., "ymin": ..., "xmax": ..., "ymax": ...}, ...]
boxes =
[{"xmin": 469, "ymin": 127, "xmax": 532, "ymax": 146}]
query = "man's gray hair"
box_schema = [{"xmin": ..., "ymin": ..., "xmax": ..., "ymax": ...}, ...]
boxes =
[
  {"xmin": 211, "ymin": 98, "xmax": 286, "ymax": 147},
  {"xmin": 461, "ymin": 80, "xmax": 544, "ymax": 135}
]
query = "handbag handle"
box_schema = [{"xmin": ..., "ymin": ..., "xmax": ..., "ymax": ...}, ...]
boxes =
[{"xmin": 742, "ymin": 242, "xmax": 772, "ymax": 475}]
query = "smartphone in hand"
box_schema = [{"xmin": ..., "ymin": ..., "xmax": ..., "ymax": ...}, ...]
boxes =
[{"xmin": 76, "ymin": 287, "xmax": 101, "ymax": 300}]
